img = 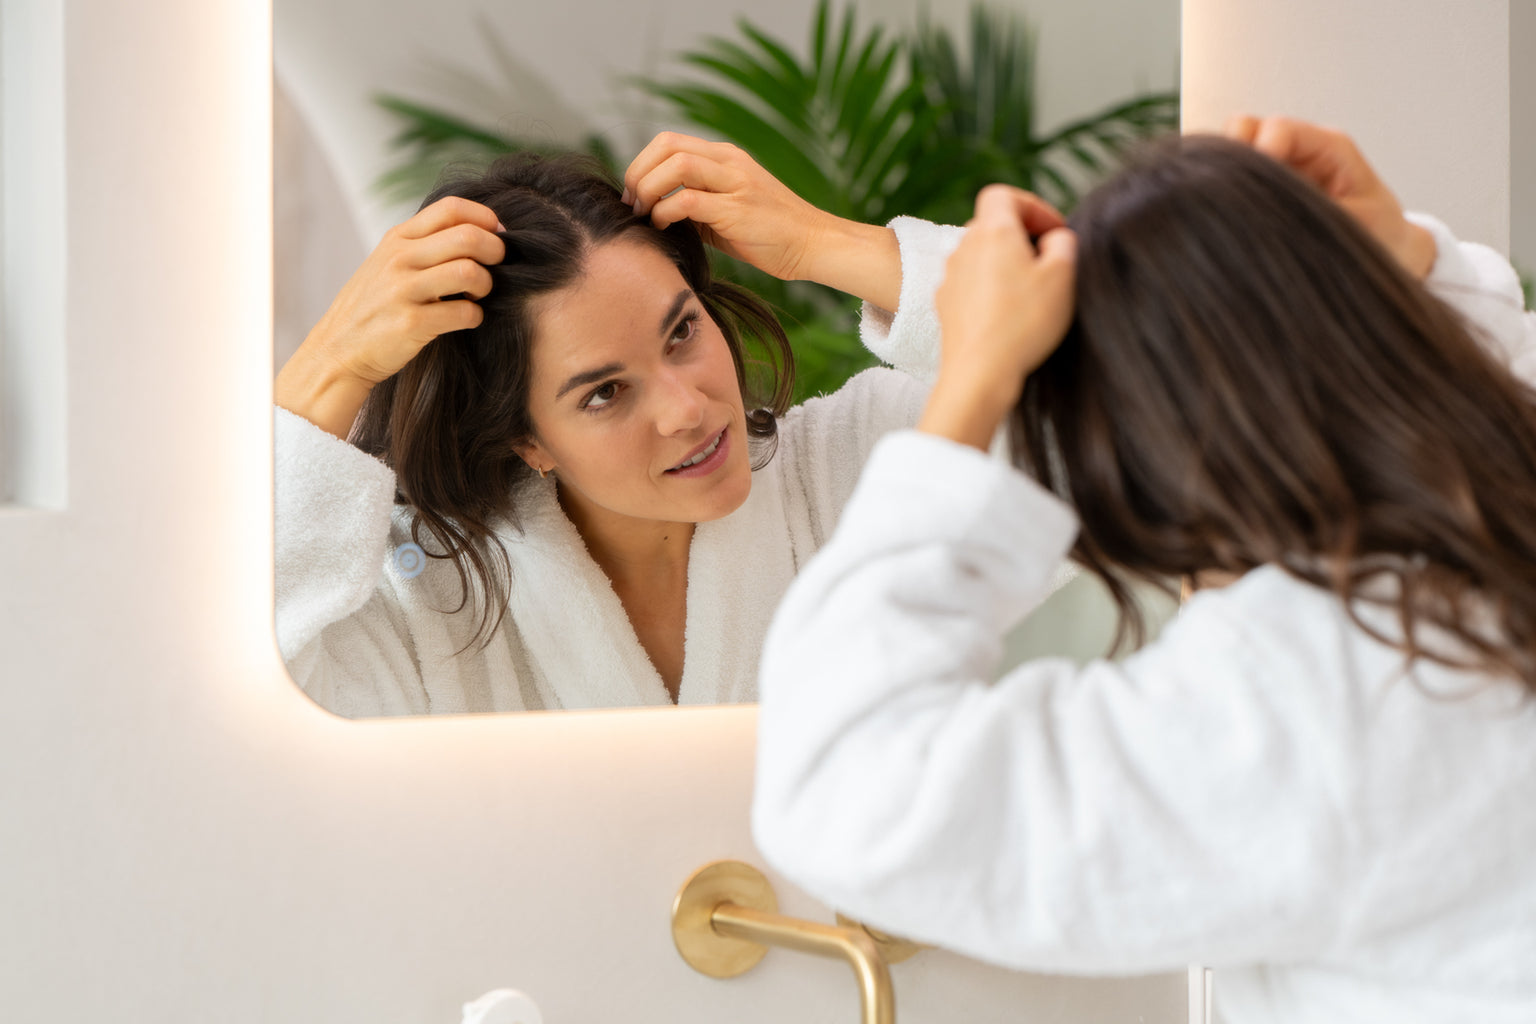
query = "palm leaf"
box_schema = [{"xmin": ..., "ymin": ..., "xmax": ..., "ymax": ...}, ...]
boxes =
[
  {"xmin": 370, "ymin": 1, "xmax": 1180, "ymax": 397},
  {"xmin": 370, "ymin": 95, "xmax": 619, "ymax": 205},
  {"xmin": 375, "ymin": 95, "xmax": 518, "ymax": 154},
  {"xmin": 680, "ymin": 48, "xmax": 812, "ymax": 135}
]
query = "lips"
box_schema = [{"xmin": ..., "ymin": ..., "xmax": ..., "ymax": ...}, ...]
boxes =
[{"xmin": 667, "ymin": 428, "xmax": 726, "ymax": 473}]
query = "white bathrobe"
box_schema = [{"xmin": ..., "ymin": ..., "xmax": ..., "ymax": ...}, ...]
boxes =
[
  {"xmin": 275, "ymin": 218, "xmax": 963, "ymax": 717},
  {"xmin": 754, "ymin": 215, "xmax": 1536, "ymax": 1024}
]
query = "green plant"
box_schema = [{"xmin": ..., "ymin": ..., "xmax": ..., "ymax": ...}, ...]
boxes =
[
  {"xmin": 372, "ymin": 1, "xmax": 1179, "ymax": 399},
  {"xmin": 373, "ymin": 95, "xmax": 619, "ymax": 206},
  {"xmin": 903, "ymin": 6, "xmax": 1179, "ymax": 224}
]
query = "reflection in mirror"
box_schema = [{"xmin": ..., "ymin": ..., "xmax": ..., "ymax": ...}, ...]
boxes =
[{"xmin": 274, "ymin": 0, "xmax": 1180, "ymax": 717}]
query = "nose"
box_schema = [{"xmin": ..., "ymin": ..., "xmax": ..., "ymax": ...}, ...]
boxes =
[{"xmin": 652, "ymin": 368, "xmax": 706, "ymax": 437}]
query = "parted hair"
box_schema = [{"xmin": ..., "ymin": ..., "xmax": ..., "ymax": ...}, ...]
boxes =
[
  {"xmin": 1014, "ymin": 134, "xmax": 1536, "ymax": 692},
  {"xmin": 351, "ymin": 151, "xmax": 795, "ymax": 649}
]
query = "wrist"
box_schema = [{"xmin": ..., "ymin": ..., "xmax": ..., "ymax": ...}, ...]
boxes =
[
  {"xmin": 795, "ymin": 216, "xmax": 901, "ymax": 312},
  {"xmin": 916, "ymin": 376, "xmax": 1020, "ymax": 451},
  {"xmin": 275, "ymin": 347, "xmax": 376, "ymax": 441}
]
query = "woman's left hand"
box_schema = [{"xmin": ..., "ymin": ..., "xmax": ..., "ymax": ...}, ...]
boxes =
[
  {"xmin": 623, "ymin": 132, "xmax": 830, "ymax": 281},
  {"xmin": 920, "ymin": 185, "xmax": 1077, "ymax": 451},
  {"xmin": 622, "ymin": 132, "xmax": 905, "ymax": 310},
  {"xmin": 1225, "ymin": 114, "xmax": 1437, "ymax": 279}
]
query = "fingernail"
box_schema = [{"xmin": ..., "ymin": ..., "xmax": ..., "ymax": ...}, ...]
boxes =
[
  {"xmin": 620, "ymin": 188, "xmax": 633, "ymax": 206},
  {"xmin": 496, "ymin": 220, "xmax": 507, "ymax": 233}
]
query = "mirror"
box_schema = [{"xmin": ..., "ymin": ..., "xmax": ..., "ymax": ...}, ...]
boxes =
[{"xmin": 273, "ymin": 0, "xmax": 1181, "ymax": 717}]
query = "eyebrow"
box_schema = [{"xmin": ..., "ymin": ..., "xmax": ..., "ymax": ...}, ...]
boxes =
[
  {"xmin": 658, "ymin": 289, "xmax": 694, "ymax": 337},
  {"xmin": 556, "ymin": 361, "xmax": 624, "ymax": 401},
  {"xmin": 554, "ymin": 289, "xmax": 698, "ymax": 401}
]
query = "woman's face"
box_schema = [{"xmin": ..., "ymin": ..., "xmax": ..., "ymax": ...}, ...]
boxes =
[{"xmin": 516, "ymin": 234, "xmax": 752, "ymax": 528}]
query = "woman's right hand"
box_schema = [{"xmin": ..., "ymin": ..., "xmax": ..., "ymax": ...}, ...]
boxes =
[
  {"xmin": 920, "ymin": 185, "xmax": 1077, "ymax": 451},
  {"xmin": 276, "ymin": 197, "xmax": 506, "ymax": 439}
]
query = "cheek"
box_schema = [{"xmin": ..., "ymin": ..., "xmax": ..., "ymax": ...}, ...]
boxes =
[{"xmin": 703, "ymin": 333, "xmax": 744, "ymax": 402}]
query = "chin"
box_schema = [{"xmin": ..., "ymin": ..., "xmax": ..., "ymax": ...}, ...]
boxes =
[{"xmin": 689, "ymin": 459, "xmax": 753, "ymax": 523}]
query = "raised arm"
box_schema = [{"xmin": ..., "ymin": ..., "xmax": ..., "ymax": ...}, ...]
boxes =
[
  {"xmin": 275, "ymin": 196, "xmax": 506, "ymax": 440},
  {"xmin": 623, "ymin": 132, "xmax": 903, "ymax": 312},
  {"xmin": 273, "ymin": 197, "xmax": 509, "ymax": 716},
  {"xmin": 1227, "ymin": 114, "xmax": 1536, "ymax": 378}
]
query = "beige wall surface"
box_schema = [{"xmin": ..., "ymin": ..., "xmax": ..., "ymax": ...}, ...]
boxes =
[
  {"xmin": 0, "ymin": 1, "xmax": 1522, "ymax": 1022},
  {"xmin": 1183, "ymin": 0, "xmax": 1513, "ymax": 252},
  {"xmin": 1513, "ymin": 0, "xmax": 1535, "ymax": 275}
]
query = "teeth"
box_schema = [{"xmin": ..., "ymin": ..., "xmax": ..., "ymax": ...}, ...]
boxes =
[{"xmin": 675, "ymin": 432, "xmax": 721, "ymax": 470}]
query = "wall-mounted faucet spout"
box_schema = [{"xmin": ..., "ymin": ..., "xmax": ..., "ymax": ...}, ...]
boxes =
[{"xmin": 671, "ymin": 860, "xmax": 898, "ymax": 1024}]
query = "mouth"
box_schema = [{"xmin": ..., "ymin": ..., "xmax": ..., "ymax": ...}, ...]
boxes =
[{"xmin": 666, "ymin": 427, "xmax": 728, "ymax": 476}]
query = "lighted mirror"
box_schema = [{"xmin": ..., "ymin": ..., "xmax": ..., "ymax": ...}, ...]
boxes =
[{"xmin": 274, "ymin": 0, "xmax": 1180, "ymax": 717}]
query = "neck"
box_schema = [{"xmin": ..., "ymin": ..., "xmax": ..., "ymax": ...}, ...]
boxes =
[{"xmin": 556, "ymin": 484, "xmax": 695, "ymax": 586}]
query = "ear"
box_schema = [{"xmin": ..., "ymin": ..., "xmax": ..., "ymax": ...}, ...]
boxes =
[{"xmin": 512, "ymin": 439, "xmax": 553, "ymax": 476}]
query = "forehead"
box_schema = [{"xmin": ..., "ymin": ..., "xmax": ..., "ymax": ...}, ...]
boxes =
[{"xmin": 527, "ymin": 234, "xmax": 690, "ymax": 369}]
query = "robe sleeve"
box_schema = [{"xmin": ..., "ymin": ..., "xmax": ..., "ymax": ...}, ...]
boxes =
[
  {"xmin": 857, "ymin": 216, "xmax": 967, "ymax": 384},
  {"xmin": 773, "ymin": 216, "xmax": 960, "ymax": 549},
  {"xmin": 755, "ymin": 432, "xmax": 1359, "ymax": 974},
  {"xmin": 1410, "ymin": 212, "xmax": 1536, "ymax": 384},
  {"xmin": 274, "ymin": 406, "xmax": 432, "ymax": 716}
]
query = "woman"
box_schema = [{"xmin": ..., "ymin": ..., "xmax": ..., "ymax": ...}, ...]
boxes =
[
  {"xmin": 275, "ymin": 134, "xmax": 995, "ymax": 716},
  {"xmin": 754, "ymin": 118, "xmax": 1536, "ymax": 1023}
]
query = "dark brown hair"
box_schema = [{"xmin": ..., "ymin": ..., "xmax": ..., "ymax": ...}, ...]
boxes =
[
  {"xmin": 351, "ymin": 151, "xmax": 795, "ymax": 649},
  {"xmin": 1015, "ymin": 134, "xmax": 1536, "ymax": 691}
]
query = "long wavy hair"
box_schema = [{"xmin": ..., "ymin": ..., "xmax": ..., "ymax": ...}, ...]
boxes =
[
  {"xmin": 1014, "ymin": 134, "xmax": 1536, "ymax": 692},
  {"xmin": 351, "ymin": 152, "xmax": 795, "ymax": 649}
]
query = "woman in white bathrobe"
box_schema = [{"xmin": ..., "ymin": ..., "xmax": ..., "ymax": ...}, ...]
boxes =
[
  {"xmin": 755, "ymin": 119, "xmax": 1536, "ymax": 1023},
  {"xmin": 275, "ymin": 134, "xmax": 984, "ymax": 716}
]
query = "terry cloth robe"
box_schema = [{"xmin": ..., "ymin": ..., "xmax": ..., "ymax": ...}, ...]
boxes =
[
  {"xmin": 754, "ymin": 214, "xmax": 1536, "ymax": 1024},
  {"xmin": 275, "ymin": 217, "xmax": 964, "ymax": 717}
]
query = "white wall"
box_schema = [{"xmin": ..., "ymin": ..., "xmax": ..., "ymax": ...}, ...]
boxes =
[
  {"xmin": 0, "ymin": 1, "xmax": 1523, "ymax": 1022},
  {"xmin": 1183, "ymin": 0, "xmax": 1512, "ymax": 254},
  {"xmin": 1513, "ymin": 0, "xmax": 1535, "ymax": 277}
]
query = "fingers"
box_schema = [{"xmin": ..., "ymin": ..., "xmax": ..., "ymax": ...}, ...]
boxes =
[
  {"xmin": 1034, "ymin": 224, "xmax": 1079, "ymax": 268},
  {"xmin": 1223, "ymin": 113, "xmax": 1315, "ymax": 161},
  {"xmin": 630, "ymin": 151, "xmax": 749, "ymax": 224},
  {"xmin": 413, "ymin": 258, "xmax": 495, "ymax": 304},
  {"xmin": 418, "ymin": 296, "xmax": 486, "ymax": 337},
  {"xmin": 1222, "ymin": 114, "xmax": 1365, "ymax": 198},
  {"xmin": 647, "ymin": 186, "xmax": 718, "ymax": 234},
  {"xmin": 622, "ymin": 132, "xmax": 739, "ymax": 211},
  {"xmin": 632, "ymin": 150, "xmax": 743, "ymax": 226},
  {"xmin": 399, "ymin": 195, "xmax": 504, "ymax": 239},
  {"xmin": 402, "ymin": 221, "xmax": 507, "ymax": 273},
  {"xmin": 971, "ymin": 183, "xmax": 1066, "ymax": 237},
  {"xmin": 936, "ymin": 184, "xmax": 1079, "ymax": 391},
  {"xmin": 1222, "ymin": 113, "xmax": 1261, "ymax": 145}
]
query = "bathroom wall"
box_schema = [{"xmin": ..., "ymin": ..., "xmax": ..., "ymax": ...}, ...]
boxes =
[
  {"xmin": 0, "ymin": 1, "xmax": 1523, "ymax": 1022},
  {"xmin": 1513, "ymin": 0, "xmax": 1535, "ymax": 275},
  {"xmin": 1183, "ymin": 0, "xmax": 1513, "ymax": 254}
]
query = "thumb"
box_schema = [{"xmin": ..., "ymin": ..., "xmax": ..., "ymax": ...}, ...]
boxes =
[{"xmin": 1034, "ymin": 226, "xmax": 1078, "ymax": 264}]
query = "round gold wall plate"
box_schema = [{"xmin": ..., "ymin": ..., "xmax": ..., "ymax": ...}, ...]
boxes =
[{"xmin": 671, "ymin": 860, "xmax": 778, "ymax": 978}]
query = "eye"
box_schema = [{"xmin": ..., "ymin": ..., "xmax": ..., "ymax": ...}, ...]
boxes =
[
  {"xmin": 669, "ymin": 310, "xmax": 701, "ymax": 347},
  {"xmin": 581, "ymin": 380, "xmax": 623, "ymax": 411}
]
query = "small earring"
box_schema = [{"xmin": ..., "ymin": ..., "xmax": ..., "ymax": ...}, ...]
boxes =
[{"xmin": 538, "ymin": 466, "xmax": 549, "ymax": 480}]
